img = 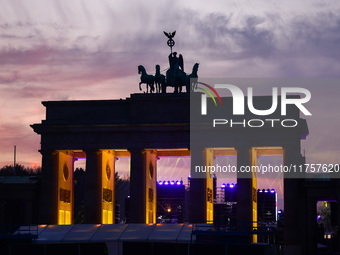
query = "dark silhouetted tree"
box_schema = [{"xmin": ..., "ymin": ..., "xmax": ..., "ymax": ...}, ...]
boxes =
[{"xmin": 0, "ymin": 164, "xmax": 41, "ymax": 176}]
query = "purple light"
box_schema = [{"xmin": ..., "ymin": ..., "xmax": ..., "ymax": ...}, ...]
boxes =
[
  {"xmin": 221, "ymin": 183, "xmax": 226, "ymax": 188},
  {"xmin": 317, "ymin": 215, "xmax": 321, "ymax": 221},
  {"xmin": 176, "ymin": 181, "xmax": 181, "ymax": 185},
  {"xmin": 170, "ymin": 180, "xmax": 175, "ymax": 185},
  {"xmin": 278, "ymin": 209, "xmax": 282, "ymax": 214},
  {"xmin": 264, "ymin": 189, "xmax": 268, "ymax": 193},
  {"xmin": 258, "ymin": 189, "xmax": 262, "ymax": 192},
  {"xmin": 164, "ymin": 181, "xmax": 169, "ymax": 185},
  {"xmin": 159, "ymin": 181, "xmax": 163, "ymax": 185},
  {"xmin": 270, "ymin": 189, "xmax": 275, "ymax": 193},
  {"xmin": 230, "ymin": 183, "xmax": 234, "ymax": 188}
]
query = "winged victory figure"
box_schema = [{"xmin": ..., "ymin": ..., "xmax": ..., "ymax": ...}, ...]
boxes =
[{"xmin": 163, "ymin": 31, "xmax": 176, "ymax": 39}]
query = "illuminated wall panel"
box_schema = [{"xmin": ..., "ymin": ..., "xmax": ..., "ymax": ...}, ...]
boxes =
[
  {"xmin": 251, "ymin": 147, "xmax": 258, "ymax": 243},
  {"xmin": 55, "ymin": 150, "xmax": 74, "ymax": 225},
  {"xmin": 99, "ymin": 150, "xmax": 115, "ymax": 224},
  {"xmin": 144, "ymin": 150, "xmax": 157, "ymax": 224},
  {"xmin": 59, "ymin": 210, "xmax": 65, "ymax": 225},
  {"xmin": 204, "ymin": 148, "xmax": 214, "ymax": 223},
  {"xmin": 102, "ymin": 210, "xmax": 108, "ymax": 224}
]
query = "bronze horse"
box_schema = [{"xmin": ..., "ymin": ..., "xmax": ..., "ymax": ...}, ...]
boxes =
[
  {"xmin": 138, "ymin": 65, "xmax": 155, "ymax": 93},
  {"xmin": 154, "ymin": 65, "xmax": 166, "ymax": 93}
]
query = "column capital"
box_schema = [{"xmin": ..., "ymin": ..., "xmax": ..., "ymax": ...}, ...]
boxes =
[{"xmin": 100, "ymin": 149, "xmax": 115, "ymax": 156}]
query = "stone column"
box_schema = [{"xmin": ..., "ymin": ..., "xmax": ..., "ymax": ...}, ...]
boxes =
[
  {"xmin": 189, "ymin": 147, "xmax": 214, "ymax": 223},
  {"xmin": 84, "ymin": 149, "xmax": 115, "ymax": 224},
  {"xmin": 84, "ymin": 149, "xmax": 102, "ymax": 224},
  {"xmin": 56, "ymin": 150, "xmax": 74, "ymax": 225},
  {"xmin": 38, "ymin": 150, "xmax": 75, "ymax": 225},
  {"xmin": 129, "ymin": 148, "xmax": 157, "ymax": 223},
  {"xmin": 306, "ymin": 198, "xmax": 317, "ymax": 255},
  {"xmin": 39, "ymin": 150, "xmax": 58, "ymax": 224},
  {"xmin": 129, "ymin": 148, "xmax": 145, "ymax": 223},
  {"xmin": 39, "ymin": 150, "xmax": 74, "ymax": 225},
  {"xmin": 100, "ymin": 150, "xmax": 115, "ymax": 224},
  {"xmin": 236, "ymin": 146, "xmax": 257, "ymax": 243},
  {"xmin": 283, "ymin": 146, "xmax": 303, "ymax": 255}
]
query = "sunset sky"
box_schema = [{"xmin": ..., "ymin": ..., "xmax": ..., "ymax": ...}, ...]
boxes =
[{"xmin": 1, "ymin": 0, "xmax": 340, "ymax": 185}]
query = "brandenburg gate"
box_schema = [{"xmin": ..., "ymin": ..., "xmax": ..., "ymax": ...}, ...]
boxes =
[
  {"xmin": 30, "ymin": 32, "xmax": 311, "ymax": 254},
  {"xmin": 31, "ymin": 91, "xmax": 308, "ymax": 244}
]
